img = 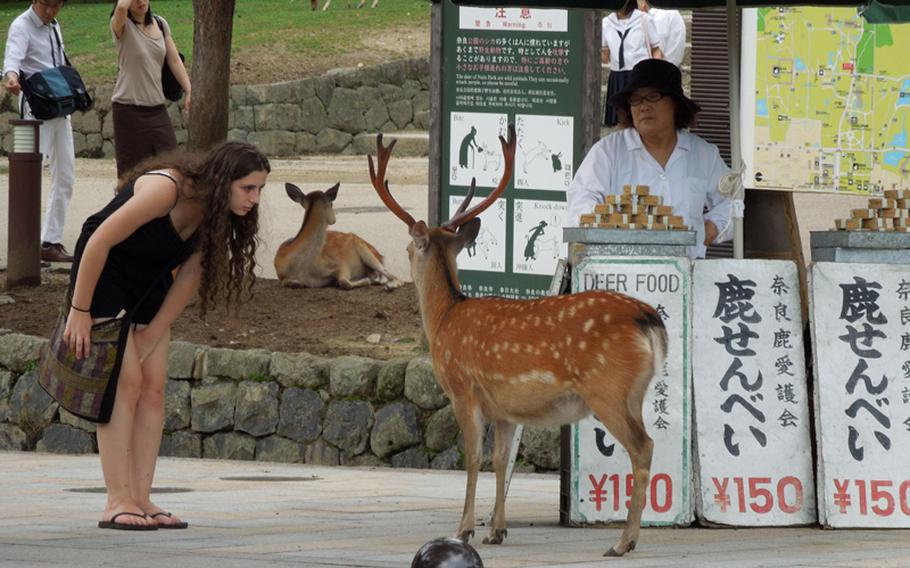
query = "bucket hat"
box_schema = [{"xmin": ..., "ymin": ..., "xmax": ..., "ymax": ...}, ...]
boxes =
[{"xmin": 609, "ymin": 58, "xmax": 701, "ymax": 115}]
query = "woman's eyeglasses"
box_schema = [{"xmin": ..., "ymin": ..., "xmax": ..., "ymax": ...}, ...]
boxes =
[{"xmin": 628, "ymin": 92, "xmax": 668, "ymax": 106}]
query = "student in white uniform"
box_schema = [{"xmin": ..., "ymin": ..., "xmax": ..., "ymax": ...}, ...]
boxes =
[
  {"xmin": 601, "ymin": 0, "xmax": 661, "ymax": 126},
  {"xmin": 638, "ymin": 1, "xmax": 687, "ymax": 68}
]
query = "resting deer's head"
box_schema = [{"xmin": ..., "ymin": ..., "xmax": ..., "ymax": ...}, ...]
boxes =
[
  {"xmin": 285, "ymin": 182, "xmax": 340, "ymax": 226},
  {"xmin": 368, "ymin": 125, "xmax": 516, "ymax": 289}
]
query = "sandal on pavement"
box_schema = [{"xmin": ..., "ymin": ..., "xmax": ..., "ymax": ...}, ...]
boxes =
[
  {"xmin": 98, "ymin": 512, "xmax": 157, "ymax": 531},
  {"xmin": 150, "ymin": 511, "xmax": 188, "ymax": 529}
]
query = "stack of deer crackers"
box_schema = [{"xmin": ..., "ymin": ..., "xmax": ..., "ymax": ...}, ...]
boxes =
[
  {"xmin": 833, "ymin": 189, "xmax": 910, "ymax": 233},
  {"xmin": 579, "ymin": 185, "xmax": 688, "ymax": 231}
]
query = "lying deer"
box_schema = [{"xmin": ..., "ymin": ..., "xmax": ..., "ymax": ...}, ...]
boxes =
[
  {"xmin": 367, "ymin": 126, "xmax": 667, "ymax": 557},
  {"xmin": 274, "ymin": 182, "xmax": 402, "ymax": 290}
]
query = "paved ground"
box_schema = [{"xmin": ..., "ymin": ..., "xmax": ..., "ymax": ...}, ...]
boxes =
[
  {"xmin": 2, "ymin": 158, "xmax": 907, "ymax": 566},
  {"xmin": 0, "ymin": 155, "xmax": 874, "ymax": 285},
  {"xmin": 1, "ymin": 451, "xmax": 909, "ymax": 568}
]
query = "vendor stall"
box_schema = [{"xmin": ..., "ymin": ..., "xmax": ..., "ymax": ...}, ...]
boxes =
[{"xmin": 428, "ymin": 0, "xmax": 910, "ymax": 530}]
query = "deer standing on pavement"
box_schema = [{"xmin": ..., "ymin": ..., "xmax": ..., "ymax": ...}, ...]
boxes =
[
  {"xmin": 367, "ymin": 126, "xmax": 667, "ymax": 558},
  {"xmin": 274, "ymin": 182, "xmax": 402, "ymax": 290}
]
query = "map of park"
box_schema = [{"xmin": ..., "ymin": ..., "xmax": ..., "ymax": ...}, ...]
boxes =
[{"xmin": 752, "ymin": 7, "xmax": 910, "ymax": 194}]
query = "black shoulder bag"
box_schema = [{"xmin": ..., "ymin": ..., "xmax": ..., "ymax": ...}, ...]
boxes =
[
  {"xmin": 20, "ymin": 24, "xmax": 93, "ymax": 120},
  {"xmin": 155, "ymin": 16, "xmax": 185, "ymax": 102}
]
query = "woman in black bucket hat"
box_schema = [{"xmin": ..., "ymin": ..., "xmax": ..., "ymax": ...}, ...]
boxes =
[{"xmin": 567, "ymin": 58, "xmax": 733, "ymax": 259}]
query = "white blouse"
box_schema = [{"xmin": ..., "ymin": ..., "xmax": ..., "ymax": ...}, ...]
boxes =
[
  {"xmin": 567, "ymin": 128, "xmax": 733, "ymax": 259},
  {"xmin": 601, "ymin": 10, "xmax": 658, "ymax": 71},
  {"xmin": 649, "ymin": 8, "xmax": 686, "ymax": 67}
]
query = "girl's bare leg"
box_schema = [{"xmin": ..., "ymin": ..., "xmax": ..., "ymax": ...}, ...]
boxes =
[
  {"xmin": 129, "ymin": 328, "xmax": 184, "ymax": 526},
  {"xmin": 96, "ymin": 330, "xmax": 152, "ymax": 527}
]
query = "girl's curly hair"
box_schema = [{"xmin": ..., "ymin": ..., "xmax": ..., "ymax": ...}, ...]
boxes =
[{"xmin": 118, "ymin": 141, "xmax": 271, "ymax": 317}]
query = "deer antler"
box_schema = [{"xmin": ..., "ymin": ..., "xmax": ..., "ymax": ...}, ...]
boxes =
[
  {"xmin": 443, "ymin": 124, "xmax": 516, "ymax": 231},
  {"xmin": 449, "ymin": 178, "xmax": 477, "ymax": 222},
  {"xmin": 368, "ymin": 134, "xmax": 415, "ymax": 228}
]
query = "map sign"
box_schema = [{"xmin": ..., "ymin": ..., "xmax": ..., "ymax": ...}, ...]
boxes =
[{"xmin": 741, "ymin": 7, "xmax": 910, "ymax": 194}]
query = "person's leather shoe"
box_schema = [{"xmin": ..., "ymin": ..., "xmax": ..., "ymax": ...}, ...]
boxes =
[{"xmin": 41, "ymin": 242, "xmax": 74, "ymax": 263}]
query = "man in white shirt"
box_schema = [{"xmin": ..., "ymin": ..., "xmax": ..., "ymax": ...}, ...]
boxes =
[{"xmin": 3, "ymin": 0, "xmax": 77, "ymax": 263}]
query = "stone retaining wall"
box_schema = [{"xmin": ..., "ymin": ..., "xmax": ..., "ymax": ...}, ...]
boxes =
[
  {"xmin": 0, "ymin": 57, "xmax": 431, "ymax": 158},
  {"xmin": 0, "ymin": 332, "xmax": 559, "ymax": 473}
]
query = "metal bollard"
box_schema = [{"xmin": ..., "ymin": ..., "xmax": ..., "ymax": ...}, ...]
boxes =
[{"xmin": 6, "ymin": 119, "xmax": 42, "ymax": 288}]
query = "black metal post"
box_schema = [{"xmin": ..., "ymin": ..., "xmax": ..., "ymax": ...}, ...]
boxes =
[{"xmin": 6, "ymin": 118, "xmax": 43, "ymax": 288}]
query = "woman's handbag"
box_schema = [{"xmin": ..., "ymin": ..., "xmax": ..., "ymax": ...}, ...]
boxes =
[
  {"xmin": 154, "ymin": 16, "xmax": 185, "ymax": 102},
  {"xmin": 20, "ymin": 25, "xmax": 92, "ymax": 120},
  {"xmin": 37, "ymin": 293, "xmax": 132, "ymax": 423},
  {"xmin": 37, "ymin": 272, "xmax": 167, "ymax": 424},
  {"xmin": 161, "ymin": 52, "xmax": 185, "ymax": 102}
]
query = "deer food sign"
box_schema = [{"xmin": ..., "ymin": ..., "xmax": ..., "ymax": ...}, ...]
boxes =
[
  {"xmin": 693, "ymin": 260, "xmax": 816, "ymax": 526},
  {"xmin": 810, "ymin": 262, "xmax": 910, "ymax": 528},
  {"xmin": 568, "ymin": 256, "xmax": 692, "ymax": 526}
]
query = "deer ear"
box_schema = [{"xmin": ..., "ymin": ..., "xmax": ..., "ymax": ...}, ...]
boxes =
[
  {"xmin": 455, "ymin": 218, "xmax": 481, "ymax": 251},
  {"xmin": 285, "ymin": 183, "xmax": 305, "ymax": 203},
  {"xmin": 325, "ymin": 182, "xmax": 340, "ymax": 202},
  {"xmin": 410, "ymin": 221, "xmax": 430, "ymax": 251}
]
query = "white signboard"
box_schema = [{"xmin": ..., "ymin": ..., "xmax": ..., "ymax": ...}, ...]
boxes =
[
  {"xmin": 811, "ymin": 262, "xmax": 910, "ymax": 527},
  {"xmin": 514, "ymin": 114, "xmax": 574, "ymax": 192},
  {"xmin": 459, "ymin": 7, "xmax": 568, "ymax": 32},
  {"xmin": 451, "ymin": 196, "xmax": 507, "ymax": 273},
  {"xmin": 448, "ymin": 111, "xmax": 509, "ymax": 188},
  {"xmin": 512, "ymin": 199, "xmax": 567, "ymax": 276},
  {"xmin": 693, "ymin": 260, "xmax": 816, "ymax": 525},
  {"xmin": 568, "ymin": 257, "xmax": 692, "ymax": 526}
]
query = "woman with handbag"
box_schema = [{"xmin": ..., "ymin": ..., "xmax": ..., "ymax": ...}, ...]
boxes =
[
  {"xmin": 63, "ymin": 141, "xmax": 270, "ymax": 530},
  {"xmin": 110, "ymin": 0, "xmax": 190, "ymax": 178}
]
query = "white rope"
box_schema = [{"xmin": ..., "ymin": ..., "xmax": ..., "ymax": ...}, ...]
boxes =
[
  {"xmin": 714, "ymin": 163, "xmax": 745, "ymax": 242},
  {"xmin": 717, "ymin": 163, "xmax": 745, "ymax": 201}
]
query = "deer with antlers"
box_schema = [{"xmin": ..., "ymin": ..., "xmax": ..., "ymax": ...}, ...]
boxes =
[
  {"xmin": 274, "ymin": 182, "xmax": 402, "ymax": 290},
  {"xmin": 367, "ymin": 126, "xmax": 668, "ymax": 557}
]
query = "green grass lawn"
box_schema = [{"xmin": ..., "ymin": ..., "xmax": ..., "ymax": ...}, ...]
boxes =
[{"xmin": 0, "ymin": 0, "xmax": 431, "ymax": 85}]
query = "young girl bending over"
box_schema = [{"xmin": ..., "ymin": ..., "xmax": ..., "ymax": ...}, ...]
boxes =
[{"xmin": 64, "ymin": 141, "xmax": 271, "ymax": 530}]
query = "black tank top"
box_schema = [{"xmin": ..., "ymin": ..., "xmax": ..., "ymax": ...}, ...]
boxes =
[{"xmin": 73, "ymin": 172, "xmax": 198, "ymax": 287}]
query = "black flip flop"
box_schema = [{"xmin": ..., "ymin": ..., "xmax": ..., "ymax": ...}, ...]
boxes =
[
  {"xmin": 98, "ymin": 511, "xmax": 157, "ymax": 531},
  {"xmin": 150, "ymin": 511, "xmax": 188, "ymax": 529}
]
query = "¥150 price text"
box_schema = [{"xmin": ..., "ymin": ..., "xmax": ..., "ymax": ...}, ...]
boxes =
[
  {"xmin": 711, "ymin": 476, "xmax": 806, "ymax": 514},
  {"xmin": 587, "ymin": 473, "xmax": 673, "ymax": 513},
  {"xmin": 831, "ymin": 479, "xmax": 910, "ymax": 517}
]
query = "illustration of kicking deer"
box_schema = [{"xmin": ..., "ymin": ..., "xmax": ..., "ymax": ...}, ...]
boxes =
[
  {"xmin": 274, "ymin": 182, "xmax": 402, "ymax": 290},
  {"xmin": 367, "ymin": 126, "xmax": 667, "ymax": 557},
  {"xmin": 520, "ymin": 139, "xmax": 549, "ymax": 173}
]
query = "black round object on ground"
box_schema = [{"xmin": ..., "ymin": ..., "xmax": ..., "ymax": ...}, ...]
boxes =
[{"xmin": 411, "ymin": 537, "xmax": 484, "ymax": 568}]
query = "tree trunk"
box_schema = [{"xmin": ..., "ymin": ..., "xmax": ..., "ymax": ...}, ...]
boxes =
[{"xmin": 188, "ymin": 0, "xmax": 236, "ymax": 151}]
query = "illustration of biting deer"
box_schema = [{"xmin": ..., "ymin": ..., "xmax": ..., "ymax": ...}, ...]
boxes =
[
  {"xmin": 368, "ymin": 126, "xmax": 668, "ymax": 557},
  {"xmin": 274, "ymin": 182, "xmax": 402, "ymax": 290}
]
